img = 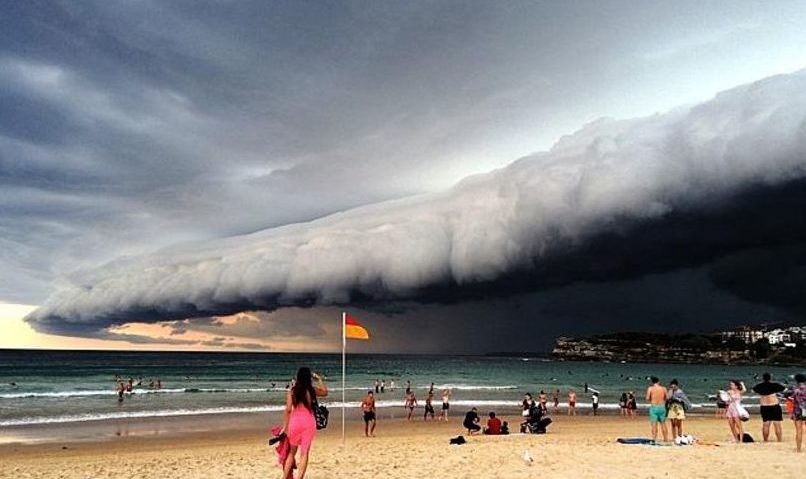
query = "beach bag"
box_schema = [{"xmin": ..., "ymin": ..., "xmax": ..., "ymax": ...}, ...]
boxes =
[
  {"xmin": 312, "ymin": 398, "xmax": 329, "ymax": 430},
  {"xmin": 737, "ymin": 404, "xmax": 750, "ymax": 422}
]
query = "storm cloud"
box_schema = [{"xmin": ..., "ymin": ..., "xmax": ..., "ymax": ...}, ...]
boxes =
[{"xmin": 25, "ymin": 69, "xmax": 806, "ymax": 335}]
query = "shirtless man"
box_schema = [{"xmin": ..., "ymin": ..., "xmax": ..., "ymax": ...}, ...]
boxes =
[
  {"xmin": 360, "ymin": 390, "xmax": 377, "ymax": 437},
  {"xmin": 646, "ymin": 376, "xmax": 669, "ymax": 443},
  {"xmin": 568, "ymin": 390, "xmax": 577, "ymax": 416},
  {"xmin": 752, "ymin": 372, "xmax": 785, "ymax": 442},
  {"xmin": 439, "ymin": 389, "xmax": 451, "ymax": 421},
  {"xmin": 424, "ymin": 390, "xmax": 436, "ymax": 421}
]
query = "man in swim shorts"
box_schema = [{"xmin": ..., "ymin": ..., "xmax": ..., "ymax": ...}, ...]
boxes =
[
  {"xmin": 646, "ymin": 376, "xmax": 669, "ymax": 443},
  {"xmin": 360, "ymin": 390, "xmax": 376, "ymax": 437},
  {"xmin": 752, "ymin": 372, "xmax": 785, "ymax": 442}
]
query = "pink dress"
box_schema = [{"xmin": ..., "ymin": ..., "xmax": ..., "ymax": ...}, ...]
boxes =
[
  {"xmin": 287, "ymin": 403, "xmax": 316, "ymax": 454},
  {"xmin": 725, "ymin": 390, "xmax": 743, "ymax": 419}
]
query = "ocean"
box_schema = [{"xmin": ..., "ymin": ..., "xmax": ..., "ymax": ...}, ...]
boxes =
[{"xmin": 0, "ymin": 350, "xmax": 801, "ymax": 427}]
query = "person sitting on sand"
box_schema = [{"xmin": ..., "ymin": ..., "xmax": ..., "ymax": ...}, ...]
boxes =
[
  {"xmin": 405, "ymin": 391, "xmax": 417, "ymax": 421},
  {"xmin": 360, "ymin": 390, "xmax": 377, "ymax": 437},
  {"xmin": 501, "ymin": 421, "xmax": 510, "ymax": 435},
  {"xmin": 646, "ymin": 376, "xmax": 669, "ymax": 443},
  {"xmin": 567, "ymin": 390, "xmax": 577, "ymax": 416},
  {"xmin": 752, "ymin": 373, "xmax": 785, "ymax": 442},
  {"xmin": 484, "ymin": 411, "xmax": 502, "ymax": 435},
  {"xmin": 463, "ymin": 407, "xmax": 481, "ymax": 435}
]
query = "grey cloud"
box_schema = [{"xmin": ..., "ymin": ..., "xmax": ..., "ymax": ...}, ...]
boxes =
[
  {"xmin": 25, "ymin": 70, "xmax": 806, "ymax": 334},
  {"xmin": 4, "ymin": 1, "xmax": 806, "ymax": 308}
]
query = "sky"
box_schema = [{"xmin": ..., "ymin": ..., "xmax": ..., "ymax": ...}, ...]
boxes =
[{"xmin": 2, "ymin": 1, "xmax": 806, "ymax": 353}]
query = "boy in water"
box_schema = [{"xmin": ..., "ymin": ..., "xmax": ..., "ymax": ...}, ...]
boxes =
[
  {"xmin": 360, "ymin": 390, "xmax": 377, "ymax": 437},
  {"xmin": 646, "ymin": 376, "xmax": 669, "ymax": 443}
]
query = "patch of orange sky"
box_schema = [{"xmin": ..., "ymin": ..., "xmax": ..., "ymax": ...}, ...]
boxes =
[{"xmin": 0, "ymin": 304, "xmax": 335, "ymax": 352}]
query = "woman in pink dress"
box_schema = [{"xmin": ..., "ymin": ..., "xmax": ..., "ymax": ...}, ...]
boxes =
[
  {"xmin": 725, "ymin": 380, "xmax": 746, "ymax": 442},
  {"xmin": 280, "ymin": 367, "xmax": 328, "ymax": 479}
]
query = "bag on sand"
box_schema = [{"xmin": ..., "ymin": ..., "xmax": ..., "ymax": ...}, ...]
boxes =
[
  {"xmin": 741, "ymin": 433, "xmax": 754, "ymax": 443},
  {"xmin": 449, "ymin": 435, "xmax": 466, "ymax": 445}
]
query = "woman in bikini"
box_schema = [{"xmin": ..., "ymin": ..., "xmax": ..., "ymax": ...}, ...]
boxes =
[{"xmin": 280, "ymin": 367, "xmax": 328, "ymax": 479}]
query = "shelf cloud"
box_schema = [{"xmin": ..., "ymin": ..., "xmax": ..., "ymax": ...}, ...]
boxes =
[{"xmin": 26, "ymin": 70, "xmax": 806, "ymax": 336}]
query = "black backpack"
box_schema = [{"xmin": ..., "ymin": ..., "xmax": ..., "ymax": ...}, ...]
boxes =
[{"xmin": 312, "ymin": 398, "xmax": 329, "ymax": 430}]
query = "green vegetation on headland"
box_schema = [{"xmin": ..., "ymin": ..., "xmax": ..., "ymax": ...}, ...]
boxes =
[{"xmin": 551, "ymin": 331, "xmax": 806, "ymax": 365}]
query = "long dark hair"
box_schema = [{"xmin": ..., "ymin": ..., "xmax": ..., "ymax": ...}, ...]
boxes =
[{"xmin": 291, "ymin": 367, "xmax": 316, "ymax": 410}]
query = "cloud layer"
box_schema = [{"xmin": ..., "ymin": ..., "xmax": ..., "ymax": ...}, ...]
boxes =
[{"xmin": 26, "ymin": 70, "xmax": 806, "ymax": 335}]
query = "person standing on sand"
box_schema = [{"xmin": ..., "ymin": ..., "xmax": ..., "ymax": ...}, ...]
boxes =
[
  {"xmin": 591, "ymin": 392, "xmax": 599, "ymax": 416},
  {"xmin": 553, "ymin": 389, "xmax": 560, "ymax": 410},
  {"xmin": 424, "ymin": 389, "xmax": 435, "ymax": 421},
  {"xmin": 439, "ymin": 389, "xmax": 451, "ymax": 421},
  {"xmin": 627, "ymin": 392, "xmax": 637, "ymax": 417},
  {"xmin": 786, "ymin": 373, "xmax": 805, "ymax": 453},
  {"xmin": 646, "ymin": 376, "xmax": 669, "ymax": 443},
  {"xmin": 280, "ymin": 367, "xmax": 328, "ymax": 479},
  {"xmin": 725, "ymin": 380, "xmax": 747, "ymax": 443},
  {"xmin": 752, "ymin": 373, "xmax": 785, "ymax": 442},
  {"xmin": 389, "ymin": 380, "xmax": 395, "ymax": 392},
  {"xmin": 568, "ymin": 390, "xmax": 577, "ymax": 416},
  {"xmin": 405, "ymin": 390, "xmax": 417, "ymax": 421},
  {"xmin": 619, "ymin": 392, "xmax": 628, "ymax": 417},
  {"xmin": 667, "ymin": 379, "xmax": 691, "ymax": 439},
  {"xmin": 374, "ymin": 379, "xmax": 380, "ymax": 394},
  {"xmin": 380, "ymin": 379, "xmax": 385, "ymax": 393},
  {"xmin": 360, "ymin": 390, "xmax": 377, "ymax": 437}
]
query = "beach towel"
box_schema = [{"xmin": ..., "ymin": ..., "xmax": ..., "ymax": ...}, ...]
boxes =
[
  {"xmin": 271, "ymin": 425, "xmax": 290, "ymax": 467},
  {"xmin": 617, "ymin": 437, "xmax": 654, "ymax": 445}
]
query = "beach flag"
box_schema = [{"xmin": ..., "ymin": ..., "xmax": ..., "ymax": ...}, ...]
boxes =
[
  {"xmin": 344, "ymin": 313, "xmax": 369, "ymax": 340},
  {"xmin": 341, "ymin": 312, "xmax": 371, "ymax": 443}
]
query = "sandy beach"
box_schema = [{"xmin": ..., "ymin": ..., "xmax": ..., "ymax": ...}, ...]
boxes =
[{"xmin": 1, "ymin": 411, "xmax": 802, "ymax": 479}]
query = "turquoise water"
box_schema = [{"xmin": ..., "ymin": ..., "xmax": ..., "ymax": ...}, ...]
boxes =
[{"xmin": 0, "ymin": 350, "xmax": 801, "ymax": 426}]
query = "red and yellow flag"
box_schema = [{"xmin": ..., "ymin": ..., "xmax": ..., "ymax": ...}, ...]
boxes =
[{"xmin": 344, "ymin": 313, "xmax": 369, "ymax": 340}]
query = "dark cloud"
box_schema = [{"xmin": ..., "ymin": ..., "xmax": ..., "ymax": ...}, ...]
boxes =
[{"xmin": 24, "ymin": 69, "xmax": 806, "ymax": 340}]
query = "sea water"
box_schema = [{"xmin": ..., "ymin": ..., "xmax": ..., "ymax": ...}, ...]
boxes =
[{"xmin": 0, "ymin": 350, "xmax": 801, "ymax": 427}]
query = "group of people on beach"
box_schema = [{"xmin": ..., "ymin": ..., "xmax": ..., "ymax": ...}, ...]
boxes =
[
  {"xmin": 272, "ymin": 368, "xmax": 806, "ymax": 479},
  {"xmin": 642, "ymin": 373, "xmax": 805, "ymax": 452}
]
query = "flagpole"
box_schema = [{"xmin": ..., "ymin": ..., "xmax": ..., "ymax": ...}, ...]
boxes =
[{"xmin": 341, "ymin": 311, "xmax": 346, "ymax": 444}]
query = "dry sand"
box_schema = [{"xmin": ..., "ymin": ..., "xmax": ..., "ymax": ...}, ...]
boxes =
[{"xmin": 0, "ymin": 413, "xmax": 802, "ymax": 479}]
